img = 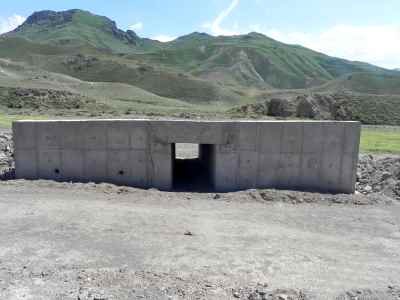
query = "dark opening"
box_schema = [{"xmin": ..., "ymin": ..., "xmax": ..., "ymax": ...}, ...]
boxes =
[
  {"xmin": 118, "ymin": 170, "xmax": 125, "ymax": 176},
  {"xmin": 173, "ymin": 143, "xmax": 214, "ymax": 192},
  {"xmin": 54, "ymin": 168, "xmax": 60, "ymax": 174}
]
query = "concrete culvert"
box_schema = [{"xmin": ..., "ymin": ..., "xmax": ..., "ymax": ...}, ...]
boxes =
[{"xmin": 12, "ymin": 119, "xmax": 361, "ymax": 193}]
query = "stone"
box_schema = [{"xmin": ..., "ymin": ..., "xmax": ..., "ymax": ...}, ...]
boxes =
[
  {"xmin": 364, "ymin": 185, "xmax": 372, "ymax": 193},
  {"xmin": 296, "ymin": 95, "xmax": 320, "ymax": 118},
  {"xmin": 267, "ymin": 98, "xmax": 295, "ymax": 117}
]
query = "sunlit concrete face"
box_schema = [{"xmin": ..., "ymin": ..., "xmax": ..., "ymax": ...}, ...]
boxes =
[{"xmin": 13, "ymin": 119, "xmax": 361, "ymax": 193}]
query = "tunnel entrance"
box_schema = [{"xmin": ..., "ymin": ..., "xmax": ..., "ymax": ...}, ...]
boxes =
[{"xmin": 172, "ymin": 143, "xmax": 215, "ymax": 192}]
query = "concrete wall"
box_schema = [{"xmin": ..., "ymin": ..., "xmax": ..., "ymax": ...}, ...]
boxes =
[{"xmin": 13, "ymin": 120, "xmax": 360, "ymax": 193}]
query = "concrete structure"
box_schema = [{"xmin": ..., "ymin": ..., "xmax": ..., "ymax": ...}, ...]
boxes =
[{"xmin": 13, "ymin": 120, "xmax": 361, "ymax": 193}]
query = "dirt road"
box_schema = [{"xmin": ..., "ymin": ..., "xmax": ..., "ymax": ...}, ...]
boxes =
[{"xmin": 0, "ymin": 180, "xmax": 399, "ymax": 299}]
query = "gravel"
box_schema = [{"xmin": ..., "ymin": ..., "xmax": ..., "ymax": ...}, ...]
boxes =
[
  {"xmin": 357, "ymin": 154, "xmax": 400, "ymax": 200},
  {"xmin": 0, "ymin": 131, "xmax": 13, "ymax": 179}
]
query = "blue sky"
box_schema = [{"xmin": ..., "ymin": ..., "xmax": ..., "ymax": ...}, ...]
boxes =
[{"xmin": 1, "ymin": 0, "xmax": 400, "ymax": 68}]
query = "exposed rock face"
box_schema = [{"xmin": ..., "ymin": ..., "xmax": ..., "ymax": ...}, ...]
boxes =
[
  {"xmin": 296, "ymin": 95, "xmax": 321, "ymax": 119},
  {"xmin": 231, "ymin": 92, "xmax": 398, "ymax": 124},
  {"xmin": 267, "ymin": 98, "xmax": 295, "ymax": 117},
  {"xmin": 19, "ymin": 10, "xmax": 75, "ymax": 28},
  {"xmin": 11, "ymin": 9, "xmax": 140, "ymax": 45}
]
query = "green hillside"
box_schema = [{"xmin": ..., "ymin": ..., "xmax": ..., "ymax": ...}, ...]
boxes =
[
  {"xmin": 5, "ymin": 10, "xmax": 143, "ymax": 53},
  {"xmin": 0, "ymin": 9, "xmax": 400, "ymax": 125},
  {"xmin": 128, "ymin": 32, "xmax": 392, "ymax": 90},
  {"xmin": 315, "ymin": 72, "xmax": 400, "ymax": 95},
  {"xmin": 3, "ymin": 9, "xmax": 396, "ymax": 92}
]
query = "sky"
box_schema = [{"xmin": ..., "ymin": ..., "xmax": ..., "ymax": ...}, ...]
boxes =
[{"xmin": 0, "ymin": 0, "xmax": 399, "ymax": 69}]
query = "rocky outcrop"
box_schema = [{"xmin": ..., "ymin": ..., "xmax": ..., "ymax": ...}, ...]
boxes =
[
  {"xmin": 296, "ymin": 95, "xmax": 321, "ymax": 119},
  {"xmin": 18, "ymin": 10, "xmax": 75, "ymax": 28},
  {"xmin": 231, "ymin": 92, "xmax": 400, "ymax": 125},
  {"xmin": 267, "ymin": 98, "xmax": 295, "ymax": 117},
  {"xmin": 11, "ymin": 9, "xmax": 140, "ymax": 46}
]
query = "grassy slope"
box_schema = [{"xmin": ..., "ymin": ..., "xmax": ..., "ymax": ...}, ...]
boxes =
[
  {"xmin": 5, "ymin": 9, "xmax": 395, "ymax": 92},
  {"xmin": 0, "ymin": 113, "xmax": 48, "ymax": 128},
  {"xmin": 334, "ymin": 93, "xmax": 400, "ymax": 125},
  {"xmin": 128, "ymin": 32, "xmax": 393, "ymax": 90},
  {"xmin": 361, "ymin": 127, "xmax": 400, "ymax": 154},
  {"xmin": 0, "ymin": 58, "xmax": 231, "ymax": 116},
  {"xmin": 1, "ymin": 10, "xmax": 400, "ymax": 126},
  {"xmin": 6, "ymin": 10, "xmax": 138, "ymax": 53},
  {"xmin": 0, "ymin": 37, "xmax": 245, "ymax": 104},
  {"xmin": 314, "ymin": 72, "xmax": 400, "ymax": 95}
]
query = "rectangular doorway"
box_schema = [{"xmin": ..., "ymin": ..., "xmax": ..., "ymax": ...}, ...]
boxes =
[{"xmin": 172, "ymin": 143, "xmax": 215, "ymax": 191}]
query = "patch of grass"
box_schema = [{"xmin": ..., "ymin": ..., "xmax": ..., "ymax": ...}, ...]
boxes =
[
  {"xmin": 0, "ymin": 113, "xmax": 48, "ymax": 128},
  {"xmin": 360, "ymin": 127, "xmax": 400, "ymax": 154}
]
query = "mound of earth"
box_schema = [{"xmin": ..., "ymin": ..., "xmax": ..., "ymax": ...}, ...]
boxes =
[
  {"xmin": 0, "ymin": 86, "xmax": 109, "ymax": 112},
  {"xmin": 0, "ymin": 131, "xmax": 13, "ymax": 179},
  {"xmin": 357, "ymin": 154, "xmax": 400, "ymax": 200}
]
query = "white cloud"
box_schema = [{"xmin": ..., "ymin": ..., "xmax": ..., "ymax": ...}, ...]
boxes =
[
  {"xmin": 152, "ymin": 35, "xmax": 176, "ymax": 42},
  {"xmin": 203, "ymin": 0, "xmax": 240, "ymax": 36},
  {"xmin": 129, "ymin": 22, "xmax": 143, "ymax": 31},
  {"xmin": 201, "ymin": 0, "xmax": 400, "ymax": 68},
  {"xmin": 0, "ymin": 14, "xmax": 26, "ymax": 34},
  {"xmin": 258, "ymin": 25, "xmax": 400, "ymax": 69}
]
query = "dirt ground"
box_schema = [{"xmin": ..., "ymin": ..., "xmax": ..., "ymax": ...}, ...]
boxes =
[
  {"xmin": 0, "ymin": 180, "xmax": 400, "ymax": 299},
  {"xmin": 1, "ymin": 128, "xmax": 400, "ymax": 299}
]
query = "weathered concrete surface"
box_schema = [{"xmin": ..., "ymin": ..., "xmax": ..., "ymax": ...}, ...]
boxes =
[{"xmin": 13, "ymin": 120, "xmax": 360, "ymax": 193}]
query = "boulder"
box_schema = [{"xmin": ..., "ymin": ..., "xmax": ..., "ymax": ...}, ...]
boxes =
[
  {"xmin": 267, "ymin": 98, "xmax": 294, "ymax": 117},
  {"xmin": 296, "ymin": 95, "xmax": 320, "ymax": 118}
]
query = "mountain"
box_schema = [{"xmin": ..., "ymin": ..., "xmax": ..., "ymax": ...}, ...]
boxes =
[
  {"xmin": 5, "ymin": 9, "xmax": 143, "ymax": 52},
  {"xmin": 1, "ymin": 9, "xmax": 400, "ymax": 125},
  {"xmin": 3, "ymin": 9, "xmax": 395, "ymax": 90}
]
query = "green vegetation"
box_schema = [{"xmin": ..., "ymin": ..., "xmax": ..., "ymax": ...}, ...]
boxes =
[
  {"xmin": 0, "ymin": 113, "xmax": 48, "ymax": 128},
  {"xmin": 5, "ymin": 10, "xmax": 142, "ymax": 53},
  {"xmin": 360, "ymin": 127, "xmax": 400, "ymax": 154},
  {"xmin": 2, "ymin": 9, "xmax": 399, "ymax": 100},
  {"xmin": 316, "ymin": 72, "xmax": 400, "ymax": 95},
  {"xmin": 0, "ymin": 9, "xmax": 400, "ymax": 127},
  {"xmin": 326, "ymin": 93, "xmax": 400, "ymax": 125}
]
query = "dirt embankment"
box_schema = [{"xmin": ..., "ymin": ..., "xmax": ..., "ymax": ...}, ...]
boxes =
[
  {"xmin": 0, "ymin": 131, "xmax": 13, "ymax": 179},
  {"xmin": 357, "ymin": 154, "xmax": 400, "ymax": 200}
]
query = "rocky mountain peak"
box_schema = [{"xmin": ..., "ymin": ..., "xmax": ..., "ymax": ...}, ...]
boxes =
[
  {"xmin": 17, "ymin": 9, "xmax": 82, "ymax": 29},
  {"xmin": 9, "ymin": 9, "xmax": 140, "ymax": 46}
]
